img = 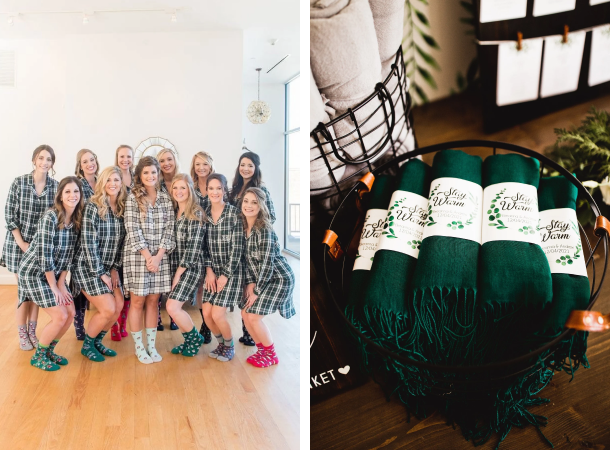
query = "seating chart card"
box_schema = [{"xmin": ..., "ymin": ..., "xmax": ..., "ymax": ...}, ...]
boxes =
[
  {"xmin": 480, "ymin": 0, "xmax": 527, "ymax": 23},
  {"xmin": 540, "ymin": 31, "xmax": 586, "ymax": 97},
  {"xmin": 589, "ymin": 25, "xmax": 610, "ymax": 86},
  {"xmin": 533, "ymin": 0, "xmax": 576, "ymax": 17},
  {"xmin": 497, "ymin": 39, "xmax": 543, "ymax": 106}
]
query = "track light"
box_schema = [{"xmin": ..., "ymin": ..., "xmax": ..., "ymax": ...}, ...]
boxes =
[
  {"xmin": 7, "ymin": 16, "xmax": 13, "ymax": 25},
  {"xmin": 171, "ymin": 13, "xmax": 177, "ymax": 23},
  {"xmin": 82, "ymin": 14, "xmax": 89, "ymax": 25}
]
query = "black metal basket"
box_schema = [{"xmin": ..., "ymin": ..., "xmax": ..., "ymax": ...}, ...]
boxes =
[
  {"xmin": 310, "ymin": 46, "xmax": 416, "ymax": 212},
  {"xmin": 322, "ymin": 140, "xmax": 609, "ymax": 397}
]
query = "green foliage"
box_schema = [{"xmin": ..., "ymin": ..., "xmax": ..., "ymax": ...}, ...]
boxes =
[
  {"xmin": 546, "ymin": 107, "xmax": 610, "ymax": 226},
  {"xmin": 454, "ymin": 0, "xmax": 479, "ymax": 94},
  {"xmin": 404, "ymin": 1, "xmax": 440, "ymax": 104}
]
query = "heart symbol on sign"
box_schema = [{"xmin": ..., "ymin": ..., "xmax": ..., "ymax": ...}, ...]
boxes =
[{"xmin": 338, "ymin": 365, "xmax": 350, "ymax": 375}]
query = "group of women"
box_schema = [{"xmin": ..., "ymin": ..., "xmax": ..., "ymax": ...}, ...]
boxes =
[{"xmin": 1, "ymin": 144, "xmax": 296, "ymax": 371}]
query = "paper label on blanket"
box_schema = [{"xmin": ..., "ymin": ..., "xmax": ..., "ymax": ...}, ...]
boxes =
[
  {"xmin": 377, "ymin": 190, "xmax": 429, "ymax": 259},
  {"xmin": 480, "ymin": 0, "xmax": 527, "ymax": 23},
  {"xmin": 497, "ymin": 39, "xmax": 543, "ymax": 106},
  {"xmin": 539, "ymin": 208, "xmax": 588, "ymax": 277},
  {"xmin": 421, "ymin": 178, "xmax": 483, "ymax": 245},
  {"xmin": 482, "ymin": 183, "xmax": 540, "ymax": 245},
  {"xmin": 540, "ymin": 31, "xmax": 586, "ymax": 98},
  {"xmin": 353, "ymin": 209, "xmax": 386, "ymax": 271},
  {"xmin": 533, "ymin": 0, "xmax": 576, "ymax": 16},
  {"xmin": 589, "ymin": 25, "xmax": 610, "ymax": 87}
]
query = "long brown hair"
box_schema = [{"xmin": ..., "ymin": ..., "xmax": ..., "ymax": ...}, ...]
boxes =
[
  {"xmin": 229, "ymin": 151, "xmax": 263, "ymax": 203},
  {"xmin": 90, "ymin": 166, "xmax": 127, "ymax": 219},
  {"xmin": 190, "ymin": 151, "xmax": 215, "ymax": 185},
  {"xmin": 32, "ymin": 144, "xmax": 56, "ymax": 178},
  {"xmin": 170, "ymin": 173, "xmax": 204, "ymax": 223},
  {"xmin": 132, "ymin": 156, "xmax": 161, "ymax": 214},
  {"xmin": 241, "ymin": 187, "xmax": 272, "ymax": 232},
  {"xmin": 74, "ymin": 149, "xmax": 100, "ymax": 178},
  {"xmin": 53, "ymin": 176, "xmax": 84, "ymax": 232}
]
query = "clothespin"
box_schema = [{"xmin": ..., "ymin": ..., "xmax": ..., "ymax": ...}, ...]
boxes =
[
  {"xmin": 517, "ymin": 32, "xmax": 523, "ymax": 51},
  {"xmin": 562, "ymin": 25, "xmax": 569, "ymax": 44}
]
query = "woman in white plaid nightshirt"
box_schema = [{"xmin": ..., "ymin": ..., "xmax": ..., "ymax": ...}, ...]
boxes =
[
  {"xmin": 240, "ymin": 188, "xmax": 295, "ymax": 368},
  {"xmin": 112, "ymin": 144, "xmax": 135, "ymax": 343},
  {"xmin": 156, "ymin": 148, "xmax": 180, "ymax": 331},
  {"xmin": 123, "ymin": 156, "xmax": 176, "ymax": 364},
  {"xmin": 72, "ymin": 166, "xmax": 128, "ymax": 362},
  {"xmin": 18, "ymin": 176, "xmax": 84, "ymax": 371},
  {"xmin": 189, "ymin": 151, "xmax": 215, "ymax": 342},
  {"xmin": 72, "ymin": 149, "xmax": 100, "ymax": 341},
  {"xmin": 165, "ymin": 174, "xmax": 208, "ymax": 357},
  {"xmin": 202, "ymin": 174, "xmax": 245, "ymax": 362},
  {"xmin": 228, "ymin": 151, "xmax": 276, "ymax": 347},
  {"xmin": 1, "ymin": 145, "xmax": 58, "ymax": 351}
]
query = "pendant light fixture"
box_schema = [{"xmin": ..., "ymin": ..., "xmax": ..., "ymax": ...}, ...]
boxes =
[{"xmin": 246, "ymin": 68, "xmax": 271, "ymax": 124}]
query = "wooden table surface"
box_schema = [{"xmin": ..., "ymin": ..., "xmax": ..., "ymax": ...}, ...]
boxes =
[{"xmin": 311, "ymin": 92, "xmax": 610, "ymax": 449}]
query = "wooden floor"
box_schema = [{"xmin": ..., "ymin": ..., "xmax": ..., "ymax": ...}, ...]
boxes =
[
  {"xmin": 0, "ymin": 255, "xmax": 299, "ymax": 450},
  {"xmin": 311, "ymin": 92, "xmax": 610, "ymax": 449}
]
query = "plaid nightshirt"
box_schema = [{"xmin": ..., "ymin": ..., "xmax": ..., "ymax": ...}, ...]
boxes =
[
  {"xmin": 201, "ymin": 203, "xmax": 244, "ymax": 307},
  {"xmin": 18, "ymin": 209, "xmax": 78, "ymax": 308},
  {"xmin": 1, "ymin": 173, "xmax": 58, "ymax": 273},
  {"xmin": 240, "ymin": 226, "xmax": 295, "ymax": 318},
  {"xmin": 78, "ymin": 176, "xmax": 96, "ymax": 201},
  {"xmin": 230, "ymin": 184, "xmax": 276, "ymax": 224},
  {"xmin": 72, "ymin": 201, "xmax": 125, "ymax": 297},
  {"xmin": 168, "ymin": 211, "xmax": 206, "ymax": 303},
  {"xmin": 122, "ymin": 190, "xmax": 176, "ymax": 296},
  {"xmin": 194, "ymin": 185, "xmax": 210, "ymax": 211}
]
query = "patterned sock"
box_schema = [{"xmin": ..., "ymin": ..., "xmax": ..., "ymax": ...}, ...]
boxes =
[
  {"xmin": 217, "ymin": 339, "xmax": 235, "ymax": 362},
  {"xmin": 209, "ymin": 334, "xmax": 225, "ymax": 359},
  {"xmin": 30, "ymin": 344, "xmax": 60, "ymax": 371},
  {"xmin": 47, "ymin": 339, "xmax": 68, "ymax": 365},
  {"xmin": 247, "ymin": 343, "xmax": 265, "ymax": 364},
  {"xmin": 171, "ymin": 331, "xmax": 188, "ymax": 354},
  {"xmin": 156, "ymin": 300, "xmax": 164, "ymax": 330},
  {"xmin": 94, "ymin": 331, "xmax": 117, "ymax": 357},
  {"xmin": 131, "ymin": 330, "xmax": 153, "ymax": 364},
  {"xmin": 145, "ymin": 327, "xmax": 162, "ymax": 362},
  {"xmin": 18, "ymin": 324, "xmax": 33, "ymax": 351},
  {"xmin": 182, "ymin": 327, "xmax": 204, "ymax": 357},
  {"xmin": 73, "ymin": 309, "xmax": 86, "ymax": 340},
  {"xmin": 251, "ymin": 343, "xmax": 279, "ymax": 368},
  {"xmin": 27, "ymin": 321, "xmax": 39, "ymax": 347},
  {"xmin": 81, "ymin": 334, "xmax": 105, "ymax": 362}
]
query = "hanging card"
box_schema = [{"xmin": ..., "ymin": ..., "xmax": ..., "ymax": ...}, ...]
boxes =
[
  {"xmin": 591, "ymin": 0, "xmax": 610, "ymax": 5},
  {"xmin": 540, "ymin": 31, "xmax": 586, "ymax": 97},
  {"xmin": 589, "ymin": 25, "xmax": 610, "ymax": 86},
  {"xmin": 497, "ymin": 39, "xmax": 543, "ymax": 106},
  {"xmin": 480, "ymin": 0, "xmax": 527, "ymax": 23},
  {"xmin": 533, "ymin": 0, "xmax": 576, "ymax": 17}
]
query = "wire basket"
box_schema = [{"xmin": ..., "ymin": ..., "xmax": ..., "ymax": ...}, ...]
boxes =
[
  {"xmin": 322, "ymin": 140, "xmax": 609, "ymax": 399},
  {"xmin": 310, "ymin": 46, "xmax": 416, "ymax": 217}
]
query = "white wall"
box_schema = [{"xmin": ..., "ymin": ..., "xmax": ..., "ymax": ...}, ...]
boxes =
[
  {"xmin": 0, "ymin": 30, "xmax": 243, "ymax": 283},
  {"xmin": 241, "ymin": 82, "xmax": 286, "ymax": 245}
]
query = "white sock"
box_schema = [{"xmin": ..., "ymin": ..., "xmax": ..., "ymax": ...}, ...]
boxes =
[
  {"xmin": 145, "ymin": 327, "xmax": 162, "ymax": 362},
  {"xmin": 131, "ymin": 330, "xmax": 153, "ymax": 364}
]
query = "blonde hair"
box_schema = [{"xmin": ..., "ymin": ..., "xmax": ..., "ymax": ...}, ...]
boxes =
[
  {"xmin": 241, "ymin": 187, "xmax": 272, "ymax": 232},
  {"xmin": 132, "ymin": 156, "xmax": 161, "ymax": 215},
  {"xmin": 90, "ymin": 166, "xmax": 127, "ymax": 220},
  {"xmin": 157, "ymin": 148, "xmax": 180, "ymax": 179},
  {"xmin": 190, "ymin": 152, "xmax": 215, "ymax": 185},
  {"xmin": 74, "ymin": 149, "xmax": 100, "ymax": 179},
  {"xmin": 53, "ymin": 176, "xmax": 84, "ymax": 232},
  {"xmin": 114, "ymin": 145, "xmax": 133, "ymax": 167},
  {"xmin": 170, "ymin": 173, "xmax": 205, "ymax": 223}
]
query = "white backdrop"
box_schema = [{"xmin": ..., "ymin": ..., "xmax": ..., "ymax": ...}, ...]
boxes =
[{"xmin": 0, "ymin": 30, "xmax": 247, "ymax": 283}]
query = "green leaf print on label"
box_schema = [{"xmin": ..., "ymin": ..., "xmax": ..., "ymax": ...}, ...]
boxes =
[
  {"xmin": 426, "ymin": 184, "xmax": 440, "ymax": 227},
  {"xmin": 488, "ymin": 188, "xmax": 508, "ymax": 229}
]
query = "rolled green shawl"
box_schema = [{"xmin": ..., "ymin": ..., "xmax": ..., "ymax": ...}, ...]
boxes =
[
  {"xmin": 479, "ymin": 154, "xmax": 552, "ymax": 361},
  {"xmin": 410, "ymin": 150, "xmax": 483, "ymax": 365},
  {"xmin": 363, "ymin": 159, "xmax": 431, "ymax": 345},
  {"xmin": 347, "ymin": 174, "xmax": 395, "ymax": 309}
]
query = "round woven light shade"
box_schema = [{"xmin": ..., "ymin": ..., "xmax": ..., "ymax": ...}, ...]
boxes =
[{"xmin": 247, "ymin": 100, "xmax": 271, "ymax": 124}]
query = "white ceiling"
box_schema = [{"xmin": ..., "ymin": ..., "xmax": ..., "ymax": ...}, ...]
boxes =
[{"xmin": 0, "ymin": 0, "xmax": 300, "ymax": 84}]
